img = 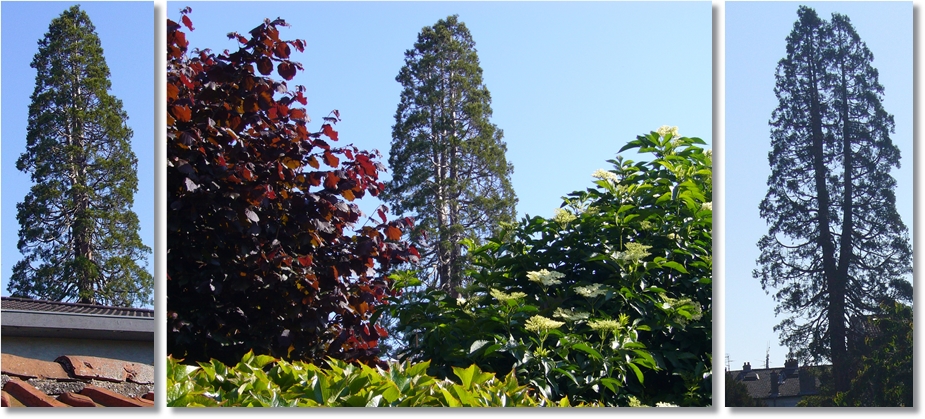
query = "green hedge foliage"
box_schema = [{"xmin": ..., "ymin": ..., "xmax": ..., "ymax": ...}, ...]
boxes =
[{"xmin": 167, "ymin": 351, "xmax": 602, "ymax": 407}]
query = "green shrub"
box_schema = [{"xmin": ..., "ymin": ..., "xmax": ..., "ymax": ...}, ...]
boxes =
[
  {"xmin": 391, "ymin": 128, "xmax": 712, "ymax": 406},
  {"xmin": 167, "ymin": 351, "xmax": 564, "ymax": 407}
]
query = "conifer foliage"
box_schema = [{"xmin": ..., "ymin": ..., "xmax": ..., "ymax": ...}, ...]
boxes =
[
  {"xmin": 167, "ymin": 9, "xmax": 418, "ymax": 367},
  {"xmin": 386, "ymin": 15, "xmax": 517, "ymax": 293},
  {"xmin": 9, "ymin": 6, "xmax": 151, "ymax": 307},
  {"xmin": 756, "ymin": 6, "xmax": 911, "ymax": 393}
]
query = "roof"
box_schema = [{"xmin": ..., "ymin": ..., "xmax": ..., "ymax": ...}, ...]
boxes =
[
  {"xmin": 729, "ymin": 365, "xmax": 823, "ymax": 400},
  {"xmin": 1, "ymin": 297, "xmax": 153, "ymax": 341},
  {"xmin": 1, "ymin": 353, "xmax": 153, "ymax": 407},
  {"xmin": 1, "ymin": 297, "xmax": 153, "ymax": 317}
]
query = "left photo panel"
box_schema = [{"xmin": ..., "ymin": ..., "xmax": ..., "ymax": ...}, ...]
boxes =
[{"xmin": 1, "ymin": 1, "xmax": 155, "ymax": 408}]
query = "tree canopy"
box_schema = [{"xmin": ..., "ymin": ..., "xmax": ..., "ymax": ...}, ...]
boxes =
[
  {"xmin": 756, "ymin": 6, "xmax": 911, "ymax": 393},
  {"xmin": 166, "ymin": 9, "xmax": 418, "ymax": 367},
  {"xmin": 9, "ymin": 5, "xmax": 151, "ymax": 307},
  {"xmin": 385, "ymin": 15, "xmax": 517, "ymax": 294}
]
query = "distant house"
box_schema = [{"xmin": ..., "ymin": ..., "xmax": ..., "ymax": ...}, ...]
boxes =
[
  {"xmin": 1, "ymin": 297, "xmax": 154, "ymax": 407},
  {"xmin": 728, "ymin": 359, "xmax": 823, "ymax": 407}
]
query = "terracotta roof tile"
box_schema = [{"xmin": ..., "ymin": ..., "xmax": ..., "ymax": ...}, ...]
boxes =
[
  {"xmin": 0, "ymin": 353, "xmax": 153, "ymax": 407},
  {"xmin": 1, "ymin": 353, "xmax": 73, "ymax": 381},
  {"xmin": 4, "ymin": 377, "xmax": 70, "ymax": 407},
  {"xmin": 56, "ymin": 355, "xmax": 154, "ymax": 384},
  {"xmin": 79, "ymin": 385, "xmax": 150, "ymax": 407},
  {"xmin": 57, "ymin": 392, "xmax": 98, "ymax": 407},
  {"xmin": 1, "ymin": 296, "xmax": 153, "ymax": 318}
]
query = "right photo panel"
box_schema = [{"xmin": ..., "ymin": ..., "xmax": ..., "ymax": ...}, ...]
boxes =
[{"xmin": 725, "ymin": 1, "xmax": 912, "ymax": 407}]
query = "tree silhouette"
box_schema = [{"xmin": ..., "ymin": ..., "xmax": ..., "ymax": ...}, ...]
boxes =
[{"xmin": 756, "ymin": 6, "xmax": 911, "ymax": 393}]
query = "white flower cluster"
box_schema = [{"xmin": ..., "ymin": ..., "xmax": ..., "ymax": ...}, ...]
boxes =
[
  {"xmin": 527, "ymin": 269, "xmax": 565, "ymax": 287},
  {"xmin": 553, "ymin": 208, "xmax": 577, "ymax": 225},
  {"xmin": 524, "ymin": 315, "xmax": 565, "ymax": 333},
  {"xmin": 656, "ymin": 125, "xmax": 680, "ymax": 139},
  {"xmin": 701, "ymin": 201, "xmax": 712, "ymax": 212},
  {"xmin": 574, "ymin": 283, "xmax": 608, "ymax": 298},
  {"xmin": 614, "ymin": 242, "xmax": 652, "ymax": 262},
  {"xmin": 592, "ymin": 168, "xmax": 619, "ymax": 183},
  {"xmin": 553, "ymin": 307, "xmax": 590, "ymax": 322},
  {"xmin": 490, "ymin": 288, "xmax": 526, "ymax": 303}
]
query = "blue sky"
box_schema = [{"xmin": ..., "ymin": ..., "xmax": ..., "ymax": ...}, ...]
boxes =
[
  {"xmin": 725, "ymin": 1, "xmax": 913, "ymax": 371},
  {"xmin": 166, "ymin": 1, "xmax": 712, "ymax": 226},
  {"xmin": 1, "ymin": 2, "xmax": 155, "ymax": 306}
]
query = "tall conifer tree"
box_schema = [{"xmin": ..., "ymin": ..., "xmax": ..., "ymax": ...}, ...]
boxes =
[
  {"xmin": 386, "ymin": 15, "xmax": 517, "ymax": 294},
  {"xmin": 9, "ymin": 6, "xmax": 151, "ymax": 307},
  {"xmin": 756, "ymin": 6, "xmax": 911, "ymax": 392}
]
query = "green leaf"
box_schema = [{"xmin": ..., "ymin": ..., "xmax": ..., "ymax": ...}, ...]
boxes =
[
  {"xmin": 571, "ymin": 342, "xmax": 604, "ymax": 360},
  {"xmin": 661, "ymin": 261, "xmax": 689, "ymax": 274},
  {"xmin": 628, "ymin": 362, "xmax": 645, "ymax": 384}
]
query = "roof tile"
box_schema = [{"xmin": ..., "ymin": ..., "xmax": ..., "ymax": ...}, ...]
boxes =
[
  {"xmin": 3, "ymin": 377, "xmax": 70, "ymax": 407},
  {"xmin": 56, "ymin": 355, "xmax": 154, "ymax": 384},
  {"xmin": 58, "ymin": 392, "xmax": 98, "ymax": 407},
  {"xmin": 1, "ymin": 353, "xmax": 72, "ymax": 381},
  {"xmin": 0, "ymin": 353, "xmax": 154, "ymax": 407},
  {"xmin": 1, "ymin": 296, "xmax": 153, "ymax": 318},
  {"xmin": 80, "ymin": 385, "xmax": 150, "ymax": 407}
]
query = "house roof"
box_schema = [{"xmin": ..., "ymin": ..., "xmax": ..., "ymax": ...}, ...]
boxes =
[
  {"xmin": 1, "ymin": 353, "xmax": 153, "ymax": 407},
  {"xmin": 729, "ymin": 364, "xmax": 823, "ymax": 400},
  {"xmin": 1, "ymin": 297, "xmax": 153, "ymax": 341},
  {"xmin": 1, "ymin": 297, "xmax": 153, "ymax": 318}
]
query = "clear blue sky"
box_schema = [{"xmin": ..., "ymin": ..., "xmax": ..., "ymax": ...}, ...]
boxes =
[
  {"xmin": 725, "ymin": 1, "xmax": 912, "ymax": 372},
  {"xmin": 1, "ymin": 2, "xmax": 155, "ymax": 306},
  {"xmin": 166, "ymin": 0, "xmax": 712, "ymax": 227}
]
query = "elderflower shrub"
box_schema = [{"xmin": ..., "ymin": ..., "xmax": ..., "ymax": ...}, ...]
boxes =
[{"xmin": 391, "ymin": 128, "xmax": 712, "ymax": 407}]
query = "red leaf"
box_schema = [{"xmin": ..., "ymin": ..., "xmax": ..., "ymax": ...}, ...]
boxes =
[
  {"xmin": 322, "ymin": 124, "xmax": 338, "ymax": 141},
  {"xmin": 265, "ymin": 185, "xmax": 276, "ymax": 199},
  {"xmin": 324, "ymin": 172, "xmax": 339, "ymax": 189},
  {"xmin": 375, "ymin": 324, "xmax": 389, "ymax": 339},
  {"xmin": 180, "ymin": 74, "xmax": 194, "ymax": 90},
  {"xmin": 295, "ymin": 91, "xmax": 307, "ymax": 105},
  {"xmin": 277, "ymin": 162, "xmax": 285, "ymax": 180},
  {"xmin": 181, "ymin": 15, "xmax": 195, "ymax": 31},
  {"xmin": 278, "ymin": 62, "xmax": 297, "ymax": 81},
  {"xmin": 385, "ymin": 226, "xmax": 402, "ymax": 241},
  {"xmin": 257, "ymin": 57, "xmax": 273, "ymax": 75},
  {"xmin": 171, "ymin": 105, "xmax": 191, "ymax": 122},
  {"xmin": 345, "ymin": 149, "xmax": 354, "ymax": 160},
  {"xmin": 298, "ymin": 255, "xmax": 313, "ymax": 266},
  {"xmin": 167, "ymin": 83, "xmax": 179, "ymax": 101},
  {"xmin": 323, "ymin": 151, "xmax": 339, "ymax": 167},
  {"xmin": 289, "ymin": 108, "xmax": 306, "ymax": 120},
  {"xmin": 274, "ymin": 42, "xmax": 291, "ymax": 59},
  {"xmin": 377, "ymin": 208, "xmax": 387, "ymax": 224}
]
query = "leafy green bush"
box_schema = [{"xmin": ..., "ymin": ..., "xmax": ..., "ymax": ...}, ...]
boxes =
[
  {"xmin": 391, "ymin": 128, "xmax": 712, "ymax": 406},
  {"xmin": 167, "ymin": 351, "xmax": 565, "ymax": 407}
]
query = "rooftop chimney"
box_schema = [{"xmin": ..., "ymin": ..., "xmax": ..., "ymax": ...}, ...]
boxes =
[{"xmin": 743, "ymin": 362, "xmax": 751, "ymax": 372}]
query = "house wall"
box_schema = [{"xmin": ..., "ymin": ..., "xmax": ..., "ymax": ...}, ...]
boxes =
[{"xmin": 1, "ymin": 336, "xmax": 152, "ymax": 365}]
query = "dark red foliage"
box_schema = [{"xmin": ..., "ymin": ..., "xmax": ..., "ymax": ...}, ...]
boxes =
[{"xmin": 166, "ymin": 9, "xmax": 417, "ymax": 368}]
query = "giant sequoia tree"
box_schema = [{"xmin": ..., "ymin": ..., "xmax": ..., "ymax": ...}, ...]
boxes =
[
  {"xmin": 386, "ymin": 15, "xmax": 517, "ymax": 294},
  {"xmin": 756, "ymin": 6, "xmax": 911, "ymax": 393},
  {"xmin": 9, "ymin": 6, "xmax": 151, "ymax": 307}
]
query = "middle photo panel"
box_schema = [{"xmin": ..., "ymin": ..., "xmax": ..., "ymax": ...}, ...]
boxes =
[{"xmin": 166, "ymin": 1, "xmax": 713, "ymax": 407}]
